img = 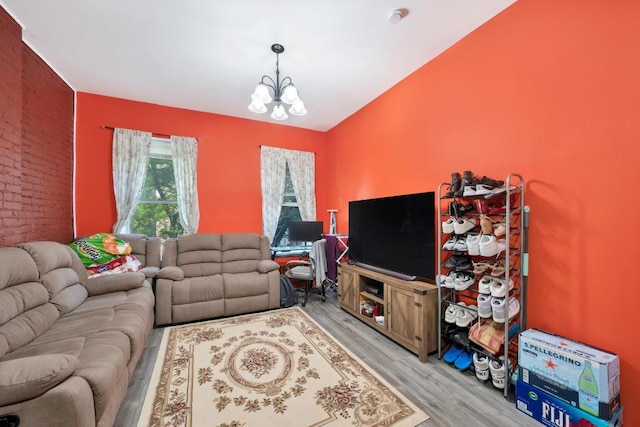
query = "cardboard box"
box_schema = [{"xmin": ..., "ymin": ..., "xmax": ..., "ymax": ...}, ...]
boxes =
[
  {"xmin": 518, "ymin": 329, "xmax": 621, "ymax": 420},
  {"xmin": 516, "ymin": 380, "xmax": 623, "ymax": 427}
]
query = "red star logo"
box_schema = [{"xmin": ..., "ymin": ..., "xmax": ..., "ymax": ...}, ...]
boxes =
[
  {"xmin": 544, "ymin": 358, "xmax": 558, "ymax": 370},
  {"xmin": 559, "ymin": 341, "xmax": 569, "ymax": 347}
]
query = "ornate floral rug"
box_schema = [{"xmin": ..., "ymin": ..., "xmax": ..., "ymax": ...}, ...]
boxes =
[{"xmin": 137, "ymin": 307, "xmax": 429, "ymax": 427}]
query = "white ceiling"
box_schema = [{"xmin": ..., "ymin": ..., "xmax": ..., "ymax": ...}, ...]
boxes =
[{"xmin": 1, "ymin": 0, "xmax": 516, "ymax": 131}]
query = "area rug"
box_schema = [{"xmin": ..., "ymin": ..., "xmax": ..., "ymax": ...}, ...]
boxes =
[{"xmin": 137, "ymin": 307, "xmax": 429, "ymax": 427}]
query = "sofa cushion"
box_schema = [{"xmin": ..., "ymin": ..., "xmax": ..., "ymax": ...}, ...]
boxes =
[
  {"xmin": 0, "ymin": 354, "xmax": 79, "ymax": 406},
  {"xmin": 176, "ymin": 233, "xmax": 223, "ymax": 277},
  {"xmin": 221, "ymin": 233, "xmax": 263, "ymax": 274},
  {"xmin": 172, "ymin": 275, "xmax": 224, "ymax": 305},
  {"xmin": 0, "ymin": 246, "xmax": 60, "ymax": 358},
  {"xmin": 223, "ymin": 272, "xmax": 270, "ymax": 299},
  {"xmin": 17, "ymin": 242, "xmax": 88, "ymax": 315}
]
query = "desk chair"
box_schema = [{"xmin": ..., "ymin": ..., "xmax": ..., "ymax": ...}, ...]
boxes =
[{"xmin": 285, "ymin": 238, "xmax": 327, "ymax": 306}]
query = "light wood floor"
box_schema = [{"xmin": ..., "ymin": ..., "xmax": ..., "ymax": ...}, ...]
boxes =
[{"xmin": 115, "ymin": 290, "xmax": 538, "ymax": 427}]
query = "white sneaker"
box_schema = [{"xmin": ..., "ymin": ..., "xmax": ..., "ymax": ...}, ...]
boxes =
[
  {"xmin": 445, "ymin": 302, "xmax": 466, "ymax": 323},
  {"xmin": 489, "ymin": 277, "xmax": 515, "ymax": 298},
  {"xmin": 453, "ymin": 237, "xmax": 468, "ymax": 252},
  {"xmin": 462, "ymin": 185, "xmax": 476, "ymax": 197},
  {"xmin": 454, "ymin": 218, "xmax": 476, "ymax": 235},
  {"xmin": 477, "ymin": 294, "xmax": 492, "ymax": 318},
  {"xmin": 491, "ymin": 296, "xmax": 520, "ymax": 323},
  {"xmin": 473, "ymin": 352, "xmax": 490, "ymax": 381},
  {"xmin": 454, "ymin": 272, "xmax": 476, "ymax": 291},
  {"xmin": 455, "ymin": 304, "xmax": 478, "ymax": 327},
  {"xmin": 474, "ymin": 184, "xmax": 493, "ymax": 196},
  {"xmin": 479, "ymin": 235, "xmax": 499, "ymax": 257},
  {"xmin": 466, "ymin": 234, "xmax": 481, "ymax": 256},
  {"xmin": 477, "ymin": 276, "xmax": 493, "ymax": 294},
  {"xmin": 442, "ymin": 217, "xmax": 456, "ymax": 234},
  {"xmin": 443, "ymin": 235, "xmax": 458, "ymax": 250}
]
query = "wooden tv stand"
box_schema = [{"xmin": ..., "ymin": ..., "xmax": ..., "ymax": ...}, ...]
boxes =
[{"xmin": 337, "ymin": 263, "xmax": 438, "ymax": 362}]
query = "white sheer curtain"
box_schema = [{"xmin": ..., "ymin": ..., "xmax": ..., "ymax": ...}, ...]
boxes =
[
  {"xmin": 112, "ymin": 128, "xmax": 152, "ymax": 233},
  {"xmin": 260, "ymin": 146, "xmax": 287, "ymax": 242},
  {"xmin": 170, "ymin": 135, "xmax": 200, "ymax": 234},
  {"xmin": 285, "ymin": 149, "xmax": 316, "ymax": 221}
]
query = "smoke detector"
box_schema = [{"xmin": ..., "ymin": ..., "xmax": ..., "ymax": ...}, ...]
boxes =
[{"xmin": 388, "ymin": 8, "xmax": 409, "ymax": 24}]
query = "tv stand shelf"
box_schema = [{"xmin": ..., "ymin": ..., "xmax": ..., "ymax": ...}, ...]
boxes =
[{"xmin": 338, "ymin": 263, "xmax": 438, "ymax": 362}]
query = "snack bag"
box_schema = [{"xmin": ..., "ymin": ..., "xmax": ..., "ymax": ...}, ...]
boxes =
[{"xmin": 69, "ymin": 233, "xmax": 133, "ymax": 267}]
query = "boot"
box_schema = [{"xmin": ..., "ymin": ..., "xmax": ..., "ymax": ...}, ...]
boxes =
[
  {"xmin": 444, "ymin": 172, "xmax": 461, "ymax": 198},
  {"xmin": 456, "ymin": 170, "xmax": 476, "ymax": 197}
]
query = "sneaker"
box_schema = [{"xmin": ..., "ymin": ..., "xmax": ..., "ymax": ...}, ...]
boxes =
[
  {"xmin": 490, "ymin": 359, "xmax": 506, "ymax": 389},
  {"xmin": 492, "ymin": 296, "xmax": 520, "ymax": 323},
  {"xmin": 466, "ymin": 234, "xmax": 481, "ymax": 256},
  {"xmin": 445, "ymin": 302, "xmax": 466, "ymax": 323},
  {"xmin": 454, "ymin": 218, "xmax": 476, "ymax": 235},
  {"xmin": 453, "ymin": 237, "xmax": 468, "ymax": 252},
  {"xmin": 489, "ymin": 277, "xmax": 515, "ymax": 298},
  {"xmin": 442, "ymin": 217, "xmax": 456, "ymax": 234},
  {"xmin": 443, "ymin": 255, "xmax": 461, "ymax": 269},
  {"xmin": 443, "ymin": 271, "xmax": 460, "ymax": 288},
  {"xmin": 474, "ymin": 184, "xmax": 493, "ymax": 196},
  {"xmin": 477, "ymin": 276, "xmax": 493, "ymax": 294},
  {"xmin": 442, "ymin": 235, "xmax": 458, "ymax": 251},
  {"xmin": 454, "ymin": 272, "xmax": 476, "ymax": 291},
  {"xmin": 462, "ymin": 186, "xmax": 476, "ymax": 197},
  {"xmin": 455, "ymin": 304, "xmax": 478, "ymax": 327},
  {"xmin": 473, "ymin": 352, "xmax": 490, "ymax": 381},
  {"xmin": 479, "ymin": 235, "xmax": 505, "ymax": 257},
  {"xmin": 477, "ymin": 294, "xmax": 492, "ymax": 318}
]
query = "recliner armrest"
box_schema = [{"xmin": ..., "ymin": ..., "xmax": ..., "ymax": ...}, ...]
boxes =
[
  {"xmin": 158, "ymin": 266, "xmax": 185, "ymax": 281},
  {"xmin": 257, "ymin": 259, "xmax": 280, "ymax": 274},
  {"xmin": 85, "ymin": 271, "xmax": 145, "ymax": 296},
  {"xmin": 139, "ymin": 266, "xmax": 160, "ymax": 278}
]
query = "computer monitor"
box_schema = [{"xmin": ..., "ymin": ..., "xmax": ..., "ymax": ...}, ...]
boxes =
[{"xmin": 288, "ymin": 221, "xmax": 323, "ymax": 244}]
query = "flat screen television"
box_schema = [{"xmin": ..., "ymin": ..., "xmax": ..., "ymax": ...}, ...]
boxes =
[
  {"xmin": 288, "ymin": 221, "xmax": 323, "ymax": 243},
  {"xmin": 348, "ymin": 192, "xmax": 435, "ymax": 281}
]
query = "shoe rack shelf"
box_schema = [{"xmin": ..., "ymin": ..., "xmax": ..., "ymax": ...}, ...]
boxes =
[{"xmin": 436, "ymin": 173, "xmax": 530, "ymax": 399}]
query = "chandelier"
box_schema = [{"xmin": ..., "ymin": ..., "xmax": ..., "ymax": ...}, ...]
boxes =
[{"xmin": 248, "ymin": 44, "xmax": 307, "ymax": 121}]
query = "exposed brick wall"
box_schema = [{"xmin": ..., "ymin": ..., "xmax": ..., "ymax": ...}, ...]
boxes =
[{"xmin": 0, "ymin": 7, "xmax": 74, "ymax": 246}]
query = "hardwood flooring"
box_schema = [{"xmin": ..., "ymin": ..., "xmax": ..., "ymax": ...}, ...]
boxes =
[{"xmin": 115, "ymin": 290, "xmax": 538, "ymax": 427}]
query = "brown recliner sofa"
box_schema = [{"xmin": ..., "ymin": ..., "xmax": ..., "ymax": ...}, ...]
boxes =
[
  {"xmin": 0, "ymin": 238, "xmax": 157, "ymax": 427},
  {"xmin": 155, "ymin": 233, "xmax": 281, "ymax": 326}
]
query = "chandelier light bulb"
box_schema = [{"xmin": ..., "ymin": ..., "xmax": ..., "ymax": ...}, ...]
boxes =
[
  {"xmin": 289, "ymin": 100, "xmax": 307, "ymax": 116},
  {"xmin": 281, "ymin": 85, "xmax": 299, "ymax": 104},
  {"xmin": 248, "ymin": 100, "xmax": 267, "ymax": 114},
  {"xmin": 271, "ymin": 104, "xmax": 288, "ymax": 120},
  {"xmin": 253, "ymin": 84, "xmax": 272, "ymax": 104}
]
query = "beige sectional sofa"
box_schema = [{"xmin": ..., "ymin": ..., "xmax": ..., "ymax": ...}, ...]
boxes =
[
  {"xmin": 0, "ymin": 238, "xmax": 157, "ymax": 427},
  {"xmin": 155, "ymin": 233, "xmax": 281, "ymax": 325}
]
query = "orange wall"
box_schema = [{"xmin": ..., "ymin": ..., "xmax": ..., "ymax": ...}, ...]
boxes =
[
  {"xmin": 75, "ymin": 93, "xmax": 329, "ymax": 237},
  {"xmin": 326, "ymin": 0, "xmax": 639, "ymax": 421}
]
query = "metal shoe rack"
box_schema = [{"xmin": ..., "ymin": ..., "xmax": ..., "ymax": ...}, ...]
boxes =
[{"xmin": 436, "ymin": 173, "xmax": 529, "ymax": 399}]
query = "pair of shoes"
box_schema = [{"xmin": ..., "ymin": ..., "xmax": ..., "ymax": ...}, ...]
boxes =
[
  {"xmin": 444, "ymin": 302, "xmax": 466, "ymax": 323},
  {"xmin": 442, "ymin": 217, "xmax": 456, "ymax": 233},
  {"xmin": 479, "ymin": 235, "xmax": 506, "ymax": 257},
  {"xmin": 491, "ymin": 296, "xmax": 520, "ymax": 323},
  {"xmin": 463, "ymin": 183, "xmax": 494, "ymax": 197},
  {"xmin": 443, "ymin": 345, "xmax": 474, "ymax": 370},
  {"xmin": 443, "ymin": 254, "xmax": 471, "ymax": 271},
  {"xmin": 442, "ymin": 271, "xmax": 464, "ymax": 288},
  {"xmin": 476, "ymin": 294, "xmax": 492, "ymax": 318},
  {"xmin": 456, "ymin": 304, "xmax": 478, "ymax": 326},
  {"xmin": 473, "ymin": 352, "xmax": 490, "ymax": 382},
  {"xmin": 442, "ymin": 235, "xmax": 467, "ymax": 251},
  {"xmin": 453, "ymin": 272, "xmax": 476, "ymax": 291},
  {"xmin": 489, "ymin": 277, "xmax": 514, "ymax": 298},
  {"xmin": 473, "ymin": 259, "xmax": 513, "ymax": 276},
  {"xmin": 480, "ymin": 215, "xmax": 493, "ymax": 234}
]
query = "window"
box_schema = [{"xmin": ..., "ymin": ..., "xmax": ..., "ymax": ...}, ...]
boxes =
[
  {"xmin": 271, "ymin": 163, "xmax": 302, "ymax": 247},
  {"xmin": 130, "ymin": 138, "xmax": 185, "ymax": 238}
]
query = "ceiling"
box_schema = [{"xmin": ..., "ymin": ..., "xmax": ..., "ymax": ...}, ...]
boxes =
[{"xmin": 1, "ymin": 0, "xmax": 516, "ymax": 131}]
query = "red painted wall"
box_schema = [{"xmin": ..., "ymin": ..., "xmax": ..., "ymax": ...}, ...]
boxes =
[
  {"xmin": 0, "ymin": 8, "xmax": 74, "ymax": 246},
  {"xmin": 326, "ymin": 0, "xmax": 639, "ymax": 421},
  {"xmin": 75, "ymin": 93, "xmax": 329, "ymax": 237}
]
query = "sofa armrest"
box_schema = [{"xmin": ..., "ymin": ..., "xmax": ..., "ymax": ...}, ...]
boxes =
[
  {"xmin": 85, "ymin": 271, "xmax": 145, "ymax": 296},
  {"xmin": 0, "ymin": 354, "xmax": 79, "ymax": 406},
  {"xmin": 257, "ymin": 259, "xmax": 280, "ymax": 274},
  {"xmin": 140, "ymin": 265, "xmax": 160, "ymax": 279},
  {"xmin": 158, "ymin": 266, "xmax": 185, "ymax": 281}
]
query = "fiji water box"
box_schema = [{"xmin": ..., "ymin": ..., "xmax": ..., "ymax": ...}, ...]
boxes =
[
  {"xmin": 518, "ymin": 329, "xmax": 621, "ymax": 420},
  {"xmin": 516, "ymin": 380, "xmax": 623, "ymax": 427}
]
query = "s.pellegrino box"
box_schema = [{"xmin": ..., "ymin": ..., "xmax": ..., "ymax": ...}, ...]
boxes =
[
  {"xmin": 516, "ymin": 380, "xmax": 623, "ymax": 427},
  {"xmin": 518, "ymin": 329, "xmax": 620, "ymax": 420}
]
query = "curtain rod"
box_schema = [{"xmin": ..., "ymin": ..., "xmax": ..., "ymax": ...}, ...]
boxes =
[
  {"xmin": 101, "ymin": 125, "xmax": 198, "ymax": 140},
  {"xmin": 257, "ymin": 144, "xmax": 317, "ymax": 155}
]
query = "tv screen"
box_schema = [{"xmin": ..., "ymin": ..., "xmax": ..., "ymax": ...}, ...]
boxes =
[
  {"xmin": 348, "ymin": 192, "xmax": 435, "ymax": 281},
  {"xmin": 288, "ymin": 221, "xmax": 323, "ymax": 243}
]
